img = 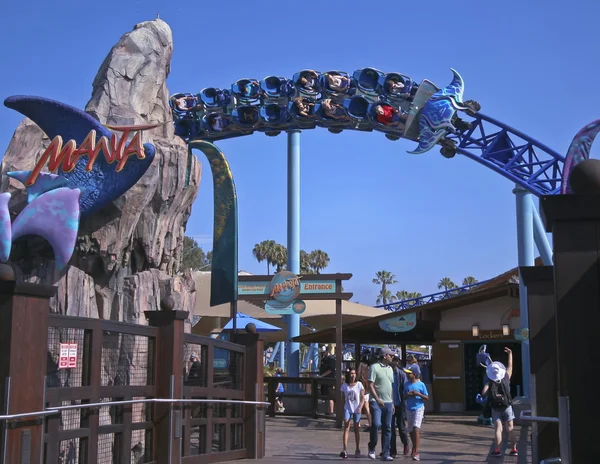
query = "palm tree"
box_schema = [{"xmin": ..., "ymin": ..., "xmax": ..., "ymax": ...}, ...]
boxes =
[
  {"xmin": 373, "ymin": 271, "xmax": 398, "ymax": 305},
  {"xmin": 395, "ymin": 290, "xmax": 410, "ymax": 301},
  {"xmin": 376, "ymin": 289, "xmax": 396, "ymax": 305},
  {"xmin": 438, "ymin": 277, "xmax": 457, "ymax": 291},
  {"xmin": 252, "ymin": 240, "xmax": 276, "ymax": 274},
  {"xmin": 300, "ymin": 250, "xmax": 314, "ymax": 274},
  {"xmin": 309, "ymin": 250, "xmax": 330, "ymax": 274},
  {"xmin": 462, "ymin": 276, "xmax": 478, "ymax": 287},
  {"xmin": 271, "ymin": 244, "xmax": 288, "ymax": 273}
]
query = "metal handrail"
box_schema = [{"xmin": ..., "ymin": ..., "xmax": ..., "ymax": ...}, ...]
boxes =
[
  {"xmin": 0, "ymin": 397, "xmax": 270, "ymax": 421},
  {"xmin": 519, "ymin": 409, "xmax": 560, "ymax": 423}
]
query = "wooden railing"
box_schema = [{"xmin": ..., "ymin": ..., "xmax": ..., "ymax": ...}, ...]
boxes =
[
  {"xmin": 0, "ymin": 285, "xmax": 265, "ymax": 464},
  {"xmin": 264, "ymin": 376, "xmax": 336, "ymax": 418}
]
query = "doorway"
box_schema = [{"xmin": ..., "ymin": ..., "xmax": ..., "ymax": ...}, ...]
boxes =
[{"xmin": 463, "ymin": 342, "xmax": 522, "ymax": 411}]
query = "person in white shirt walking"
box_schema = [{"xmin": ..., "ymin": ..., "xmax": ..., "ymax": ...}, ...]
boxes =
[{"xmin": 339, "ymin": 368, "xmax": 365, "ymax": 459}]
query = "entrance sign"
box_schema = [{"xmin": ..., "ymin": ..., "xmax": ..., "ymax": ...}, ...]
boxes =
[
  {"xmin": 379, "ymin": 313, "xmax": 417, "ymax": 332},
  {"xmin": 238, "ymin": 275, "xmax": 340, "ymax": 298},
  {"xmin": 301, "ymin": 280, "xmax": 336, "ymax": 293},
  {"xmin": 265, "ymin": 299, "xmax": 306, "ymax": 315},
  {"xmin": 269, "ymin": 271, "xmax": 302, "ymax": 303},
  {"xmin": 58, "ymin": 343, "xmax": 78, "ymax": 369}
]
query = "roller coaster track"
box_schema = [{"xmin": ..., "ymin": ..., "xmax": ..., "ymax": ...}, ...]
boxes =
[
  {"xmin": 447, "ymin": 112, "xmax": 565, "ymax": 196},
  {"xmin": 173, "ymin": 68, "xmax": 566, "ymax": 197}
]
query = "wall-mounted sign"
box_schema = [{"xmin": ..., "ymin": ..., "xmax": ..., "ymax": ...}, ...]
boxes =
[
  {"xmin": 58, "ymin": 343, "xmax": 78, "ymax": 369},
  {"xmin": 514, "ymin": 328, "xmax": 529, "ymax": 341},
  {"xmin": 479, "ymin": 331, "xmax": 504, "ymax": 339},
  {"xmin": 379, "ymin": 313, "xmax": 417, "ymax": 333},
  {"xmin": 265, "ymin": 299, "xmax": 306, "ymax": 315}
]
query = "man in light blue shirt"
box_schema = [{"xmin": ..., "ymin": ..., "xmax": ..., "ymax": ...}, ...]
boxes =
[{"xmin": 367, "ymin": 348, "xmax": 395, "ymax": 461}]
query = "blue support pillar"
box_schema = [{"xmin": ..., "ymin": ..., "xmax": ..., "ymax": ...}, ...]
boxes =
[
  {"xmin": 531, "ymin": 198, "xmax": 553, "ymax": 266},
  {"xmin": 268, "ymin": 342, "xmax": 281, "ymax": 364},
  {"xmin": 286, "ymin": 130, "xmax": 301, "ymax": 377},
  {"xmin": 312, "ymin": 343, "xmax": 320, "ymax": 373},
  {"xmin": 513, "ymin": 185, "xmax": 534, "ymax": 398},
  {"xmin": 279, "ymin": 342, "xmax": 285, "ymax": 372}
]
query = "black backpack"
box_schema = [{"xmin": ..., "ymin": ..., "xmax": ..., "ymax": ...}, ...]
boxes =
[{"xmin": 488, "ymin": 378, "xmax": 511, "ymax": 410}]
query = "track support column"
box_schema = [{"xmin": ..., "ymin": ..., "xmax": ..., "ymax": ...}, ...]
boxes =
[
  {"xmin": 513, "ymin": 185, "xmax": 534, "ymax": 398},
  {"xmin": 286, "ymin": 130, "xmax": 301, "ymax": 377}
]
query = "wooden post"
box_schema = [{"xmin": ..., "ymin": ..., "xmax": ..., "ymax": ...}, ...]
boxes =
[
  {"xmin": 520, "ymin": 265, "xmax": 559, "ymax": 462},
  {"xmin": 541, "ymin": 194, "xmax": 600, "ymax": 463},
  {"xmin": 0, "ymin": 269, "xmax": 56, "ymax": 464},
  {"xmin": 236, "ymin": 330, "xmax": 265, "ymax": 459},
  {"xmin": 144, "ymin": 297, "xmax": 187, "ymax": 464},
  {"xmin": 335, "ymin": 290, "xmax": 343, "ymax": 429}
]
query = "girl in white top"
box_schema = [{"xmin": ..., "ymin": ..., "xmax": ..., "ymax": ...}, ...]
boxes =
[{"xmin": 339, "ymin": 368, "xmax": 365, "ymax": 459}]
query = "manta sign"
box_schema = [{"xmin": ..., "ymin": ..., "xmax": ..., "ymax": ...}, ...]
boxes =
[
  {"xmin": 379, "ymin": 313, "xmax": 417, "ymax": 333},
  {"xmin": 1, "ymin": 95, "xmax": 157, "ymax": 271}
]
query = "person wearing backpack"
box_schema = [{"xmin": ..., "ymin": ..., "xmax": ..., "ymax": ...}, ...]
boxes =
[{"xmin": 481, "ymin": 347, "xmax": 517, "ymax": 457}]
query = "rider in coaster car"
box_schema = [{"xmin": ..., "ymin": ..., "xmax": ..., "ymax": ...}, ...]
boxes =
[
  {"xmin": 174, "ymin": 95, "xmax": 197, "ymax": 111},
  {"xmin": 325, "ymin": 73, "xmax": 350, "ymax": 92},
  {"xmin": 294, "ymin": 97, "xmax": 315, "ymax": 117},
  {"xmin": 386, "ymin": 79, "xmax": 406, "ymax": 95},
  {"xmin": 374, "ymin": 103, "xmax": 406, "ymax": 126},
  {"xmin": 298, "ymin": 70, "xmax": 319, "ymax": 91},
  {"xmin": 322, "ymin": 99, "xmax": 347, "ymax": 120},
  {"xmin": 210, "ymin": 115, "xmax": 227, "ymax": 132}
]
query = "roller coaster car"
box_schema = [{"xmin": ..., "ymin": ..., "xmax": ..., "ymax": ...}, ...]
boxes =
[
  {"xmin": 313, "ymin": 100, "xmax": 350, "ymax": 126},
  {"xmin": 202, "ymin": 113, "xmax": 232, "ymax": 134},
  {"xmin": 352, "ymin": 68, "xmax": 384, "ymax": 96},
  {"xmin": 343, "ymin": 96, "xmax": 370, "ymax": 121},
  {"xmin": 231, "ymin": 106, "xmax": 261, "ymax": 129},
  {"xmin": 232, "ymin": 79, "xmax": 262, "ymax": 103},
  {"xmin": 170, "ymin": 93, "xmax": 200, "ymax": 116},
  {"xmin": 379, "ymin": 73, "xmax": 413, "ymax": 99},
  {"xmin": 320, "ymin": 71, "xmax": 354, "ymax": 97},
  {"xmin": 367, "ymin": 101, "xmax": 407, "ymax": 132},
  {"xmin": 199, "ymin": 88, "xmax": 232, "ymax": 109},
  {"xmin": 288, "ymin": 97, "xmax": 317, "ymax": 121},
  {"xmin": 292, "ymin": 70, "xmax": 321, "ymax": 97},
  {"xmin": 260, "ymin": 104, "xmax": 290, "ymax": 126},
  {"xmin": 260, "ymin": 76, "xmax": 295, "ymax": 100}
]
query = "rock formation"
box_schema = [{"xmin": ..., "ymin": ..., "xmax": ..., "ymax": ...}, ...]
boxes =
[{"xmin": 1, "ymin": 19, "xmax": 201, "ymax": 326}]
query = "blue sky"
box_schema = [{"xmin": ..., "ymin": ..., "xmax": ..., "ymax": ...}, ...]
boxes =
[{"xmin": 1, "ymin": 0, "xmax": 599, "ymax": 305}]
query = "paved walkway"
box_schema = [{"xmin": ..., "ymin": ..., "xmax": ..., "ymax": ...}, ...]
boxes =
[{"xmin": 227, "ymin": 415, "xmax": 532, "ymax": 463}]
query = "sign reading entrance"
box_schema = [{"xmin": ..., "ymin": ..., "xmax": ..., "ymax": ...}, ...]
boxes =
[
  {"xmin": 379, "ymin": 313, "xmax": 417, "ymax": 333},
  {"xmin": 58, "ymin": 343, "xmax": 78, "ymax": 369},
  {"xmin": 238, "ymin": 273, "xmax": 338, "ymax": 298}
]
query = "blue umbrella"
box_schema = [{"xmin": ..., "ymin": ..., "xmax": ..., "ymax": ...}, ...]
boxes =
[{"xmin": 223, "ymin": 312, "xmax": 282, "ymax": 333}]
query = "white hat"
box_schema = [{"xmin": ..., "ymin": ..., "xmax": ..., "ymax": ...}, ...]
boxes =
[{"xmin": 486, "ymin": 361, "xmax": 507, "ymax": 382}]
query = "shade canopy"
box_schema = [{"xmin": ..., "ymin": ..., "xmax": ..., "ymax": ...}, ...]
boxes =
[{"xmin": 223, "ymin": 312, "xmax": 282, "ymax": 333}]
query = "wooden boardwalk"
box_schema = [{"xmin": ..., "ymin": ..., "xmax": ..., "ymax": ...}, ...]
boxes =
[{"xmin": 226, "ymin": 415, "xmax": 532, "ymax": 463}]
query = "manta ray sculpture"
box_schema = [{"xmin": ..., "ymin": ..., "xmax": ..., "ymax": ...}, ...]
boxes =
[
  {"xmin": 1, "ymin": 95, "xmax": 158, "ymax": 270},
  {"xmin": 561, "ymin": 119, "xmax": 600, "ymax": 194},
  {"xmin": 408, "ymin": 68, "xmax": 469, "ymax": 155},
  {"xmin": 3, "ymin": 95, "xmax": 156, "ymax": 216}
]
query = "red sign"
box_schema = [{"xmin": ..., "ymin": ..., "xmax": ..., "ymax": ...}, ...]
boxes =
[
  {"xmin": 26, "ymin": 124, "xmax": 160, "ymax": 187},
  {"xmin": 59, "ymin": 343, "xmax": 78, "ymax": 369}
]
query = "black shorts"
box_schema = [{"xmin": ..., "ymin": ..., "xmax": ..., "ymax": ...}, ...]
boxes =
[{"xmin": 321, "ymin": 384, "xmax": 332, "ymax": 396}]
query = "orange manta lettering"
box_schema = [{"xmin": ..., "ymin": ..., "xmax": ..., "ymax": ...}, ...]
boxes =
[
  {"xmin": 26, "ymin": 124, "xmax": 159, "ymax": 186},
  {"xmin": 270, "ymin": 276, "xmax": 302, "ymax": 297}
]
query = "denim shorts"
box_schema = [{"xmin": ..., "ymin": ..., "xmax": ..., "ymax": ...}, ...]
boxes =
[{"xmin": 344, "ymin": 410, "xmax": 361, "ymax": 422}]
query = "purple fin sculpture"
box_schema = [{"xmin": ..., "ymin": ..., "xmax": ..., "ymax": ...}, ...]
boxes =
[
  {"xmin": 561, "ymin": 120, "xmax": 600, "ymax": 194},
  {"xmin": 0, "ymin": 193, "xmax": 12, "ymax": 262},
  {"xmin": 7, "ymin": 171, "xmax": 69, "ymax": 203},
  {"xmin": 11, "ymin": 187, "xmax": 81, "ymax": 270}
]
